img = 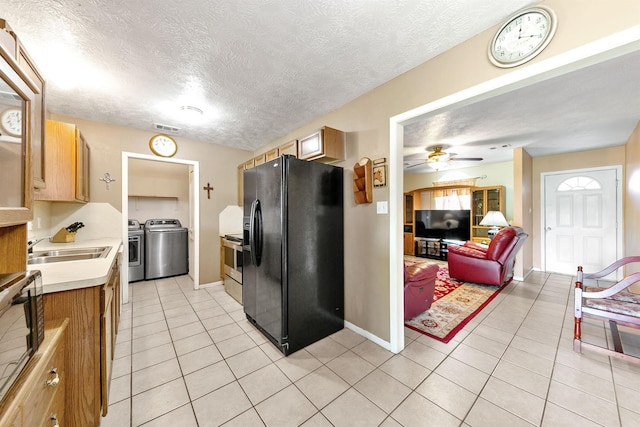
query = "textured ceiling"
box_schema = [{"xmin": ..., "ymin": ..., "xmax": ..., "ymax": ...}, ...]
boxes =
[
  {"xmin": 403, "ymin": 47, "xmax": 640, "ymax": 173},
  {"xmin": 0, "ymin": 0, "xmax": 534, "ymax": 151}
]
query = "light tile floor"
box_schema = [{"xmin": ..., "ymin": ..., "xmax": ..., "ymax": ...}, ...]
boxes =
[{"xmin": 102, "ymin": 272, "xmax": 640, "ymax": 426}]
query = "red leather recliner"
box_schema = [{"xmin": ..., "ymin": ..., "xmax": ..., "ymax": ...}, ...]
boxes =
[
  {"xmin": 447, "ymin": 226, "xmax": 528, "ymax": 286},
  {"xmin": 404, "ymin": 262, "xmax": 439, "ymax": 320}
]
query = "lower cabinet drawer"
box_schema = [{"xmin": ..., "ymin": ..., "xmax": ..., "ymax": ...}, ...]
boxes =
[
  {"xmin": 47, "ymin": 383, "xmax": 66, "ymax": 427},
  {"xmin": 23, "ymin": 331, "xmax": 65, "ymax": 426}
]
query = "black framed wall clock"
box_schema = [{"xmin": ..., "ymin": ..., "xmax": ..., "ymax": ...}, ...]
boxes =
[{"xmin": 488, "ymin": 6, "xmax": 558, "ymax": 68}]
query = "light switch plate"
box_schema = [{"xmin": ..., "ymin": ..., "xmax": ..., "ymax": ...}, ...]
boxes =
[{"xmin": 377, "ymin": 201, "xmax": 388, "ymax": 214}]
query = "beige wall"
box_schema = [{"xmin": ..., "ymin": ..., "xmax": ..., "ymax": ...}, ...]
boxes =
[
  {"xmin": 625, "ymin": 122, "xmax": 640, "ymax": 279},
  {"xmin": 49, "ymin": 113, "xmax": 252, "ymax": 284},
  {"xmin": 252, "ymin": 0, "xmax": 640, "ymax": 342},
  {"xmin": 513, "ymin": 148, "xmax": 534, "ymax": 278},
  {"xmin": 128, "ymin": 159, "xmax": 190, "ymax": 227}
]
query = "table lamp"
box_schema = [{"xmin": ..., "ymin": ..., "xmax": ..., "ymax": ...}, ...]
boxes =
[{"xmin": 479, "ymin": 211, "xmax": 509, "ymax": 239}]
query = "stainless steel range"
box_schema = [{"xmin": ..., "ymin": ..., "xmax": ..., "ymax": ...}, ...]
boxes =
[
  {"xmin": 222, "ymin": 233, "xmax": 242, "ymax": 304},
  {"xmin": 128, "ymin": 219, "xmax": 144, "ymax": 282}
]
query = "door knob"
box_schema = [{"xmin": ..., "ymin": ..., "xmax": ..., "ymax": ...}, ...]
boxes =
[{"xmin": 545, "ymin": 227, "xmax": 552, "ymax": 231}]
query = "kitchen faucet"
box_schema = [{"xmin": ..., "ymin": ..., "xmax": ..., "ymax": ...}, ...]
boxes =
[{"xmin": 27, "ymin": 236, "xmax": 51, "ymax": 253}]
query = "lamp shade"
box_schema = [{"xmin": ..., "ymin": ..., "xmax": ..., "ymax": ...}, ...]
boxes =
[{"xmin": 479, "ymin": 211, "xmax": 509, "ymax": 227}]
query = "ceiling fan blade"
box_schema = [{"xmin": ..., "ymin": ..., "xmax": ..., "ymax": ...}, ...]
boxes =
[
  {"xmin": 450, "ymin": 157, "xmax": 483, "ymax": 161},
  {"xmin": 405, "ymin": 161, "xmax": 428, "ymax": 168}
]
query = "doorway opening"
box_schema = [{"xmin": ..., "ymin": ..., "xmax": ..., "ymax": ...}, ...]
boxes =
[
  {"xmin": 388, "ymin": 31, "xmax": 640, "ymax": 353},
  {"xmin": 120, "ymin": 152, "xmax": 200, "ymax": 304}
]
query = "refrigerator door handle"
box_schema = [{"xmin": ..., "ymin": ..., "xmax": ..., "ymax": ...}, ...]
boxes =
[
  {"xmin": 255, "ymin": 200, "xmax": 263, "ymax": 266},
  {"xmin": 249, "ymin": 199, "xmax": 262, "ymax": 266}
]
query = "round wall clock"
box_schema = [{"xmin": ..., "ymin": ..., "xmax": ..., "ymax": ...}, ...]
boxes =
[
  {"xmin": 149, "ymin": 134, "xmax": 178, "ymax": 157},
  {"xmin": 488, "ymin": 6, "xmax": 557, "ymax": 68},
  {"xmin": 1, "ymin": 107, "xmax": 22, "ymax": 137}
]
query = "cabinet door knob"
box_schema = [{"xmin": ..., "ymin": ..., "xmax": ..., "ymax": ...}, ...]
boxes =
[
  {"xmin": 46, "ymin": 368, "xmax": 59, "ymax": 387},
  {"xmin": 50, "ymin": 413, "xmax": 60, "ymax": 426}
]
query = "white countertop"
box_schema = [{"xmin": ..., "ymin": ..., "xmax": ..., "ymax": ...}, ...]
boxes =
[{"xmin": 29, "ymin": 238, "xmax": 123, "ymax": 294}]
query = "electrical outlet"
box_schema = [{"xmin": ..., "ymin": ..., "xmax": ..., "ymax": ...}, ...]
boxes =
[{"xmin": 376, "ymin": 201, "xmax": 388, "ymax": 214}]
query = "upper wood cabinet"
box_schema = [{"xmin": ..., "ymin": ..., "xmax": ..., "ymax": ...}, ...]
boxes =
[
  {"xmin": 75, "ymin": 128, "xmax": 90, "ymax": 201},
  {"xmin": 298, "ymin": 126, "xmax": 345, "ymax": 162},
  {"xmin": 0, "ymin": 37, "xmax": 35, "ymax": 226},
  {"xmin": 16, "ymin": 42, "xmax": 46, "ymax": 189},
  {"xmin": 253, "ymin": 153, "xmax": 266, "ymax": 167},
  {"xmin": 34, "ymin": 120, "xmax": 90, "ymax": 203},
  {"xmin": 237, "ymin": 164, "xmax": 244, "ymax": 206},
  {"xmin": 278, "ymin": 140, "xmax": 298, "ymax": 157},
  {"xmin": 265, "ymin": 147, "xmax": 279, "ymax": 161}
]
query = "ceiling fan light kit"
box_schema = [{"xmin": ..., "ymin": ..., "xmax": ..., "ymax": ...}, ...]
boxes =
[
  {"xmin": 427, "ymin": 146, "xmax": 450, "ymax": 162},
  {"xmin": 405, "ymin": 145, "xmax": 484, "ymax": 170}
]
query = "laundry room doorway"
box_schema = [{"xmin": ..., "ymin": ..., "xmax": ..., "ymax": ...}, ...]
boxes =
[{"xmin": 121, "ymin": 152, "xmax": 200, "ymax": 304}]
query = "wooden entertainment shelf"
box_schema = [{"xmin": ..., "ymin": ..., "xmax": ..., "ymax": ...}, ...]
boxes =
[{"xmin": 404, "ymin": 185, "xmax": 506, "ymax": 254}]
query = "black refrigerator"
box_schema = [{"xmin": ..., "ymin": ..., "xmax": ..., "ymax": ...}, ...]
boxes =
[{"xmin": 243, "ymin": 155, "xmax": 344, "ymax": 356}]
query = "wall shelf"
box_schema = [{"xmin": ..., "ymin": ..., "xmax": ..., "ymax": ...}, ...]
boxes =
[
  {"xmin": 353, "ymin": 158, "xmax": 373, "ymax": 204},
  {"xmin": 129, "ymin": 195, "xmax": 179, "ymax": 200}
]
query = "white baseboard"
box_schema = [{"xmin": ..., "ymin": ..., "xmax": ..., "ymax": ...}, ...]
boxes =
[
  {"xmin": 344, "ymin": 320, "xmax": 393, "ymax": 353},
  {"xmin": 198, "ymin": 280, "xmax": 223, "ymax": 289}
]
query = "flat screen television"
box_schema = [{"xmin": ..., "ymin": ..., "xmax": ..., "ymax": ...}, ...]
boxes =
[{"xmin": 414, "ymin": 209, "xmax": 471, "ymax": 241}]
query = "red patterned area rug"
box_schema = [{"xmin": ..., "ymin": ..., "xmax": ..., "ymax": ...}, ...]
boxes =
[{"xmin": 404, "ymin": 262, "xmax": 506, "ymax": 343}]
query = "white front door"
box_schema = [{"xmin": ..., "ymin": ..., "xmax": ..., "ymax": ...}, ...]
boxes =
[{"xmin": 543, "ymin": 168, "xmax": 619, "ymax": 276}]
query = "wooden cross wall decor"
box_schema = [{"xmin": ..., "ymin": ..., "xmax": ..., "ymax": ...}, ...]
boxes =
[{"xmin": 203, "ymin": 182, "xmax": 214, "ymax": 199}]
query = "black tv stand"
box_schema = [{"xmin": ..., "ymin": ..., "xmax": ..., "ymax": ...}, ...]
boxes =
[{"xmin": 414, "ymin": 238, "xmax": 464, "ymax": 261}]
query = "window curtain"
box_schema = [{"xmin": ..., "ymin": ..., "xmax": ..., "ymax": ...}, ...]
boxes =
[{"xmin": 433, "ymin": 188, "xmax": 471, "ymax": 210}]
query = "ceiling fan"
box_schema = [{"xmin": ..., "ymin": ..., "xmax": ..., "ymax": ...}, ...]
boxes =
[{"xmin": 406, "ymin": 145, "xmax": 483, "ymax": 169}]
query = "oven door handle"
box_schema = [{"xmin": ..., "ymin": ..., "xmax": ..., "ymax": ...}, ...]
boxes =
[{"xmin": 249, "ymin": 199, "xmax": 263, "ymax": 266}]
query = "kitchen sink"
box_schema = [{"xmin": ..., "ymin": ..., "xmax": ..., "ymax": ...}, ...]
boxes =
[{"xmin": 28, "ymin": 246, "xmax": 111, "ymax": 264}]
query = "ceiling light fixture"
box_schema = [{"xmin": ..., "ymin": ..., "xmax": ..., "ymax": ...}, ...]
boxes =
[
  {"xmin": 180, "ymin": 105, "xmax": 203, "ymax": 116},
  {"xmin": 177, "ymin": 105, "xmax": 205, "ymax": 124}
]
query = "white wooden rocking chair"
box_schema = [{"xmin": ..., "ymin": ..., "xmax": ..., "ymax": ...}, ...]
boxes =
[{"xmin": 574, "ymin": 256, "xmax": 640, "ymax": 363}]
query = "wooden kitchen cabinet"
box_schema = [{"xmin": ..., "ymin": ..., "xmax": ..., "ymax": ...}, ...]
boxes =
[
  {"xmin": 101, "ymin": 255, "xmax": 120, "ymax": 416},
  {"xmin": 298, "ymin": 126, "xmax": 345, "ymax": 162},
  {"xmin": 278, "ymin": 140, "xmax": 298, "ymax": 157},
  {"xmin": 243, "ymin": 158, "xmax": 255, "ymax": 170},
  {"xmin": 0, "ymin": 32, "xmax": 36, "ymax": 227},
  {"xmin": 0, "ymin": 318, "xmax": 68, "ymax": 427},
  {"xmin": 34, "ymin": 120, "xmax": 90, "ymax": 203},
  {"xmin": 16, "ymin": 41, "xmax": 46, "ymax": 190},
  {"xmin": 43, "ymin": 255, "xmax": 120, "ymax": 426},
  {"xmin": 265, "ymin": 147, "xmax": 279, "ymax": 161},
  {"xmin": 253, "ymin": 153, "xmax": 266, "ymax": 167},
  {"xmin": 237, "ymin": 164, "xmax": 244, "ymax": 206}
]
